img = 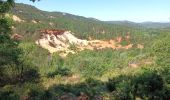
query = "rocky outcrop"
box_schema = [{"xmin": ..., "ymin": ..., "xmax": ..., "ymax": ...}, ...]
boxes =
[
  {"xmin": 12, "ymin": 15, "xmax": 25, "ymax": 22},
  {"xmin": 36, "ymin": 29, "xmax": 88, "ymax": 56},
  {"xmin": 36, "ymin": 29, "xmax": 138, "ymax": 57}
]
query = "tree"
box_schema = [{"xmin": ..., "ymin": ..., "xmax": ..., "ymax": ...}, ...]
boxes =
[
  {"xmin": 133, "ymin": 70, "xmax": 164, "ymax": 100},
  {"xmin": 30, "ymin": 0, "xmax": 40, "ymax": 2},
  {"xmin": 0, "ymin": 0, "xmax": 22, "ymax": 85},
  {"xmin": 0, "ymin": 0, "xmax": 39, "ymax": 85},
  {"xmin": 0, "ymin": 0, "xmax": 15, "ymax": 15}
]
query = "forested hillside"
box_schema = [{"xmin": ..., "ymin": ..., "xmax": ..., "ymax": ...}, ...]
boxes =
[
  {"xmin": 0, "ymin": 2, "xmax": 170, "ymax": 100},
  {"xmin": 11, "ymin": 4, "xmax": 151, "ymax": 40}
]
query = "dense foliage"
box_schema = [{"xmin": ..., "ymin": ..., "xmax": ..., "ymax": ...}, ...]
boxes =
[{"xmin": 0, "ymin": 1, "xmax": 40, "ymax": 99}]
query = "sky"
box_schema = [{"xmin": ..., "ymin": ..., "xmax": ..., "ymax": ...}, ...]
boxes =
[{"xmin": 15, "ymin": 0, "xmax": 170, "ymax": 22}]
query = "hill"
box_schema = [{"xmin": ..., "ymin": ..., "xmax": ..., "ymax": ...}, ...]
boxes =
[
  {"xmin": 11, "ymin": 3, "xmax": 149, "ymax": 41},
  {"xmin": 11, "ymin": 3, "xmax": 170, "ymax": 45},
  {"xmin": 140, "ymin": 22, "xmax": 170, "ymax": 28},
  {"xmin": 11, "ymin": 3, "xmax": 156, "ymax": 56}
]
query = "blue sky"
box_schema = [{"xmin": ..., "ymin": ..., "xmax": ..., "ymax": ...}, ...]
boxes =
[{"xmin": 16, "ymin": 0, "xmax": 170, "ymax": 22}]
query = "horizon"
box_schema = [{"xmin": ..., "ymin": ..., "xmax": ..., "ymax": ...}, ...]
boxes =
[{"xmin": 16, "ymin": 0, "xmax": 170, "ymax": 23}]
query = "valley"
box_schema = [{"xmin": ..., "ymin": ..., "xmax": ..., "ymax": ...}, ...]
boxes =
[{"xmin": 0, "ymin": 2, "xmax": 170, "ymax": 100}]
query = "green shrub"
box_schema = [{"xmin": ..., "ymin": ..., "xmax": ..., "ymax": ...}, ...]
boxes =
[
  {"xmin": 132, "ymin": 69, "xmax": 165, "ymax": 100},
  {"xmin": 48, "ymin": 78, "xmax": 104, "ymax": 99},
  {"xmin": 47, "ymin": 67, "xmax": 72, "ymax": 78},
  {"xmin": 23, "ymin": 67, "xmax": 40, "ymax": 82},
  {"xmin": 0, "ymin": 85, "xmax": 19, "ymax": 100},
  {"xmin": 41, "ymin": 90, "xmax": 55, "ymax": 100},
  {"xmin": 107, "ymin": 75, "xmax": 133, "ymax": 100},
  {"xmin": 163, "ymin": 85, "xmax": 170, "ymax": 100},
  {"xmin": 23, "ymin": 83, "xmax": 44, "ymax": 100}
]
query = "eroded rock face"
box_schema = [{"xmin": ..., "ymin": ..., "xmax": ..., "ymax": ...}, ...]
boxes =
[
  {"xmin": 36, "ymin": 29, "xmax": 88, "ymax": 57},
  {"xmin": 36, "ymin": 29, "xmax": 140, "ymax": 57}
]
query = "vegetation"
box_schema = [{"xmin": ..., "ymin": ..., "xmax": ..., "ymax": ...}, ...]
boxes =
[{"xmin": 0, "ymin": 1, "xmax": 170, "ymax": 100}]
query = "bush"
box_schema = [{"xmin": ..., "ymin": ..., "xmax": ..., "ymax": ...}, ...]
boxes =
[
  {"xmin": 151, "ymin": 36, "xmax": 170, "ymax": 67},
  {"xmin": 41, "ymin": 90, "xmax": 55, "ymax": 100},
  {"xmin": 47, "ymin": 67, "xmax": 72, "ymax": 78},
  {"xmin": 107, "ymin": 75, "xmax": 133, "ymax": 100},
  {"xmin": 133, "ymin": 70, "xmax": 164, "ymax": 100},
  {"xmin": 23, "ymin": 67, "xmax": 40, "ymax": 82},
  {"xmin": 48, "ymin": 78, "xmax": 104, "ymax": 99},
  {"xmin": 107, "ymin": 69, "xmax": 167, "ymax": 100},
  {"xmin": 0, "ymin": 85, "xmax": 19, "ymax": 100},
  {"xmin": 163, "ymin": 85, "xmax": 170, "ymax": 100},
  {"xmin": 23, "ymin": 83, "xmax": 44, "ymax": 100}
]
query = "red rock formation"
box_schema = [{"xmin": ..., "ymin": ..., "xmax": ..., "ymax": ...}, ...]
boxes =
[{"xmin": 40, "ymin": 29, "xmax": 66, "ymax": 36}]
